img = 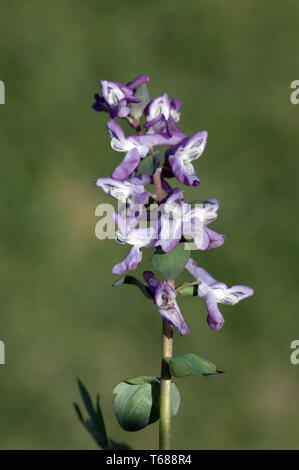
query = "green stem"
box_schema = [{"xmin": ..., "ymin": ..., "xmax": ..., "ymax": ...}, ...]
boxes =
[{"xmin": 159, "ymin": 308, "xmax": 174, "ymax": 450}]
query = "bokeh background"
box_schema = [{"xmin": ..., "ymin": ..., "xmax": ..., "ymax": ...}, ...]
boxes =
[{"xmin": 1, "ymin": 0, "xmax": 299, "ymax": 450}]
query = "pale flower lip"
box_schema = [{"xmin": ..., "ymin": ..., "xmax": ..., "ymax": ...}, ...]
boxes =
[
  {"xmin": 93, "ymin": 177, "xmax": 149, "ymax": 205},
  {"xmin": 186, "ymin": 258, "xmax": 254, "ymax": 331}
]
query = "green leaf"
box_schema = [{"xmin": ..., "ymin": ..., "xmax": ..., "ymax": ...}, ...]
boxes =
[
  {"xmin": 74, "ymin": 403, "xmax": 84, "ymax": 423},
  {"xmin": 77, "ymin": 379, "xmax": 97, "ymax": 420},
  {"xmin": 165, "ymin": 354, "xmax": 224, "ymax": 378},
  {"xmin": 113, "ymin": 378, "xmax": 180, "ymax": 432},
  {"xmin": 75, "ymin": 379, "xmax": 109, "ymax": 449},
  {"xmin": 113, "ymin": 275, "xmax": 153, "ymax": 299},
  {"xmin": 150, "ymin": 244, "xmax": 190, "ymax": 279},
  {"xmin": 138, "ymin": 150, "xmax": 163, "ymax": 176},
  {"xmin": 113, "ymin": 381, "xmax": 156, "ymax": 432},
  {"xmin": 177, "ymin": 285, "xmax": 198, "ymax": 296},
  {"xmin": 130, "ymin": 83, "xmax": 150, "ymax": 120}
]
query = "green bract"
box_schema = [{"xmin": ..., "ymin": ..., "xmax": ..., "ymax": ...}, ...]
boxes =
[
  {"xmin": 150, "ymin": 244, "xmax": 190, "ymax": 280},
  {"xmin": 130, "ymin": 83, "xmax": 150, "ymax": 120}
]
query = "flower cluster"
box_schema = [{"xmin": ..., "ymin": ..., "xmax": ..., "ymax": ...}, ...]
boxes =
[{"xmin": 94, "ymin": 75, "xmax": 253, "ymax": 335}]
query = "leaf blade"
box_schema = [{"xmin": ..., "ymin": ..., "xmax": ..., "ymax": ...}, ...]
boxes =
[
  {"xmin": 113, "ymin": 378, "xmax": 181, "ymax": 432},
  {"xmin": 113, "ymin": 275, "xmax": 153, "ymax": 299},
  {"xmin": 166, "ymin": 353, "xmax": 224, "ymax": 378}
]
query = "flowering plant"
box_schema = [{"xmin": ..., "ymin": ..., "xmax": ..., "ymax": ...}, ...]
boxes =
[{"xmin": 74, "ymin": 75, "xmax": 254, "ymax": 450}]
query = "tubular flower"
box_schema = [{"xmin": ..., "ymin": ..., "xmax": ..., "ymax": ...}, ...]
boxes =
[
  {"xmin": 94, "ymin": 177, "xmax": 149, "ymax": 205},
  {"xmin": 93, "ymin": 75, "xmax": 150, "ymax": 118},
  {"xmin": 143, "ymin": 271, "xmax": 190, "ymax": 336},
  {"xmin": 106, "ymin": 120, "xmax": 150, "ymax": 180},
  {"xmin": 144, "ymin": 93, "xmax": 185, "ymax": 139},
  {"xmin": 186, "ymin": 258, "xmax": 254, "ymax": 331},
  {"xmin": 166, "ymin": 131, "xmax": 208, "ymax": 186},
  {"xmin": 111, "ymin": 213, "xmax": 157, "ymax": 275}
]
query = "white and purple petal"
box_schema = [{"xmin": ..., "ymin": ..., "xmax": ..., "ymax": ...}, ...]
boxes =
[
  {"xmin": 158, "ymin": 215, "xmax": 182, "ymax": 252},
  {"xmin": 111, "ymin": 148, "xmax": 140, "ymax": 181},
  {"xmin": 217, "ymin": 285, "xmax": 254, "ymax": 305},
  {"xmin": 143, "ymin": 270, "xmax": 160, "ymax": 294},
  {"xmin": 146, "ymin": 93, "xmax": 170, "ymax": 121},
  {"xmin": 166, "ymin": 116, "xmax": 185, "ymax": 139},
  {"xmin": 205, "ymin": 228, "xmax": 226, "ymax": 249},
  {"xmin": 183, "ymin": 131, "xmax": 208, "ymax": 160},
  {"xmin": 94, "ymin": 178, "xmax": 132, "ymax": 203},
  {"xmin": 205, "ymin": 292, "xmax": 225, "ymax": 331},
  {"xmin": 154, "ymin": 282, "xmax": 190, "ymax": 336},
  {"xmin": 185, "ymin": 258, "xmax": 217, "ymax": 287},
  {"xmin": 128, "ymin": 225, "xmax": 156, "ymax": 247},
  {"xmin": 106, "ymin": 119, "xmax": 126, "ymax": 142},
  {"xmin": 113, "ymin": 212, "xmax": 133, "ymax": 239},
  {"xmin": 101, "ymin": 80, "xmax": 125, "ymax": 106},
  {"xmin": 111, "ymin": 245, "xmax": 142, "ymax": 275},
  {"xmin": 115, "ymin": 100, "xmax": 130, "ymax": 118},
  {"xmin": 169, "ymin": 153, "xmax": 200, "ymax": 187},
  {"xmin": 144, "ymin": 114, "xmax": 168, "ymax": 135},
  {"xmin": 191, "ymin": 199, "xmax": 219, "ymax": 225},
  {"xmin": 184, "ymin": 219, "xmax": 210, "ymax": 250}
]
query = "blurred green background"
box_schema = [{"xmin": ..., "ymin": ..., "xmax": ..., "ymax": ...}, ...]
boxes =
[{"xmin": 0, "ymin": 0, "xmax": 299, "ymax": 450}]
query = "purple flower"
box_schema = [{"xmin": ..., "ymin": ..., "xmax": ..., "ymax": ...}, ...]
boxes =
[
  {"xmin": 155, "ymin": 190, "xmax": 226, "ymax": 252},
  {"xmin": 94, "ymin": 177, "xmax": 149, "ymax": 205},
  {"xmin": 166, "ymin": 131, "xmax": 208, "ymax": 186},
  {"xmin": 186, "ymin": 258, "xmax": 254, "ymax": 331},
  {"xmin": 111, "ymin": 213, "xmax": 156, "ymax": 275},
  {"xmin": 184, "ymin": 199, "xmax": 226, "ymax": 250},
  {"xmin": 93, "ymin": 75, "xmax": 150, "ymax": 119},
  {"xmin": 144, "ymin": 93, "xmax": 185, "ymax": 140},
  {"xmin": 107, "ymin": 120, "xmax": 150, "ymax": 180},
  {"xmin": 143, "ymin": 271, "xmax": 190, "ymax": 336}
]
